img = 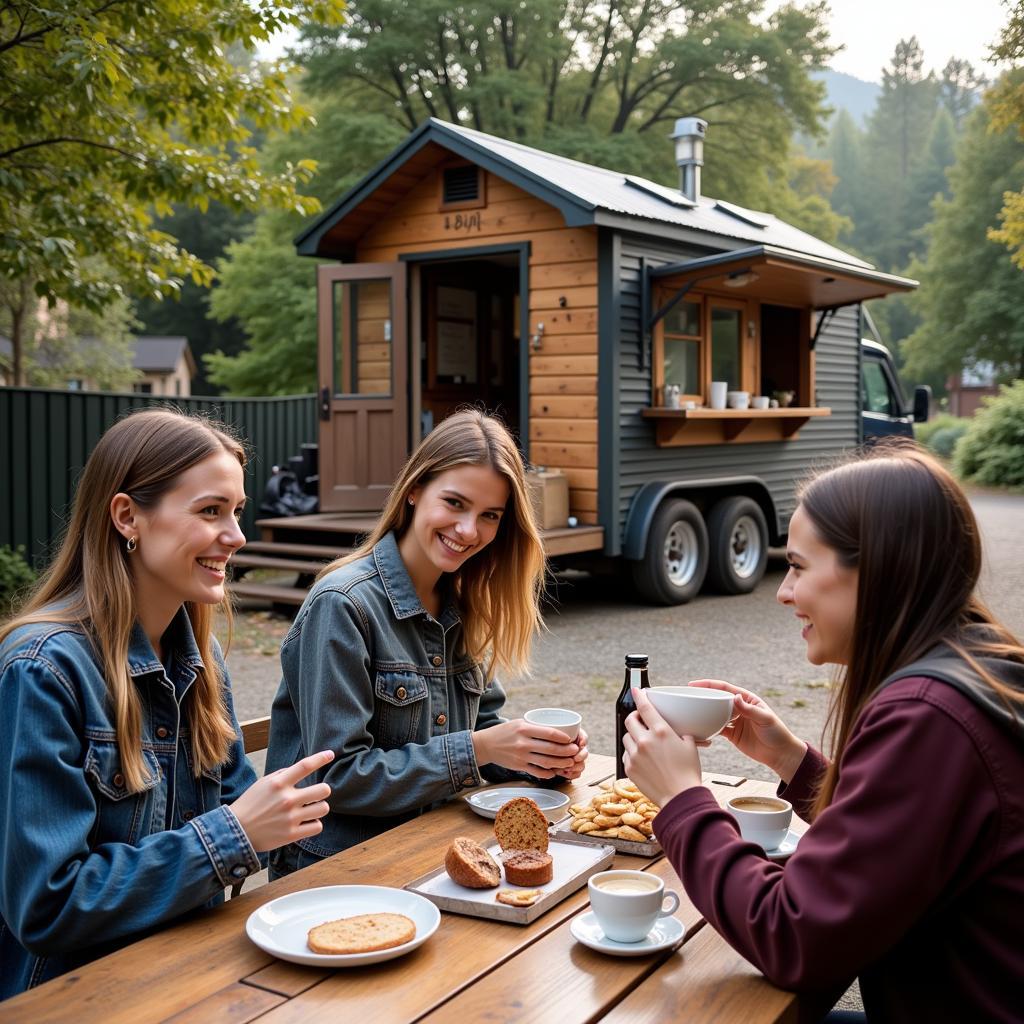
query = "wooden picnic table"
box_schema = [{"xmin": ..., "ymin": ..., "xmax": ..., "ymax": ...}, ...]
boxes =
[{"xmin": 3, "ymin": 754, "xmax": 807, "ymax": 1024}]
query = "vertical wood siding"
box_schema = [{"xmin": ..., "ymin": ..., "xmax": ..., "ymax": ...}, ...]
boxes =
[
  {"xmin": 355, "ymin": 171, "xmax": 601, "ymax": 523},
  {"xmin": 0, "ymin": 388, "xmax": 316, "ymax": 567}
]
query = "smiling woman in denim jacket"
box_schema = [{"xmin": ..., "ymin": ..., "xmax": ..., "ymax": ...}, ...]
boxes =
[
  {"xmin": 265, "ymin": 409, "xmax": 587, "ymax": 876},
  {"xmin": 0, "ymin": 410, "xmax": 333, "ymax": 1001}
]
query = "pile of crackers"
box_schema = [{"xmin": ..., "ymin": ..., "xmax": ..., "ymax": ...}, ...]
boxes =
[{"xmin": 567, "ymin": 779, "xmax": 660, "ymax": 843}]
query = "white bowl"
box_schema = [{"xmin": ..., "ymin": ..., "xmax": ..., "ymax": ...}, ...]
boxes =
[
  {"xmin": 646, "ymin": 686, "xmax": 735, "ymax": 740},
  {"xmin": 726, "ymin": 391, "xmax": 750, "ymax": 410},
  {"xmin": 464, "ymin": 786, "xmax": 570, "ymax": 822}
]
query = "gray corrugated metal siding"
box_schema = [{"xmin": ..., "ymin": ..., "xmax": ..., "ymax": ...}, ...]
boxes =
[{"xmin": 612, "ymin": 239, "xmax": 860, "ymax": 551}]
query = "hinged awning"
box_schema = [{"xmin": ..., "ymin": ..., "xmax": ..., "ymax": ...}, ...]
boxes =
[{"xmin": 648, "ymin": 245, "xmax": 917, "ymax": 320}]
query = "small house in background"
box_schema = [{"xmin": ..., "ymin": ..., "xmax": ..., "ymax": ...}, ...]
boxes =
[
  {"xmin": 132, "ymin": 336, "xmax": 196, "ymax": 396},
  {"xmin": 946, "ymin": 361, "xmax": 1001, "ymax": 417}
]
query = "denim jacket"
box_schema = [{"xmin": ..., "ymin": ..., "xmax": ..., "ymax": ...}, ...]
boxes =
[
  {"xmin": 265, "ymin": 531, "xmax": 542, "ymax": 874},
  {"xmin": 0, "ymin": 608, "xmax": 260, "ymax": 1001}
]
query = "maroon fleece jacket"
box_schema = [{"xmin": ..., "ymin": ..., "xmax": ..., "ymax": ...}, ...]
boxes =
[{"xmin": 654, "ymin": 676, "xmax": 1024, "ymax": 1022}]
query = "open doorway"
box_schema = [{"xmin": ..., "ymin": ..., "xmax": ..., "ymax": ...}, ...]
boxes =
[{"xmin": 416, "ymin": 254, "xmax": 521, "ymax": 442}]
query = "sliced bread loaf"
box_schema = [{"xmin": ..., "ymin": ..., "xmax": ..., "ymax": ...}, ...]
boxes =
[
  {"xmin": 493, "ymin": 796, "xmax": 549, "ymax": 853},
  {"xmin": 445, "ymin": 836, "xmax": 501, "ymax": 888}
]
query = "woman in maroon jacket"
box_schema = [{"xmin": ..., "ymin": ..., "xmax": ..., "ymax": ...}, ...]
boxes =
[{"xmin": 623, "ymin": 444, "xmax": 1024, "ymax": 1023}]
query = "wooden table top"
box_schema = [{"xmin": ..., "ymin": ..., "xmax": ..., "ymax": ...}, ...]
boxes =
[{"xmin": 3, "ymin": 755, "xmax": 806, "ymax": 1024}]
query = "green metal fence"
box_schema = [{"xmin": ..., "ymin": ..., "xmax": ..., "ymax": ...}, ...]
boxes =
[{"xmin": 0, "ymin": 387, "xmax": 317, "ymax": 568}]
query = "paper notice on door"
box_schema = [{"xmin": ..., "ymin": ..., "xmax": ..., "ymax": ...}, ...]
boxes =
[{"xmin": 437, "ymin": 320, "xmax": 477, "ymax": 381}]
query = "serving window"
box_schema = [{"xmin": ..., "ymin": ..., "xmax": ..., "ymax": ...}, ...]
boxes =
[{"xmin": 653, "ymin": 290, "xmax": 758, "ymax": 406}]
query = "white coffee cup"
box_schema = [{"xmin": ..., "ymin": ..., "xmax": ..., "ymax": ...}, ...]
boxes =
[
  {"xmin": 709, "ymin": 381, "xmax": 728, "ymax": 410},
  {"xmin": 524, "ymin": 707, "xmax": 581, "ymax": 741},
  {"xmin": 726, "ymin": 795, "xmax": 793, "ymax": 851},
  {"xmin": 646, "ymin": 685, "xmax": 735, "ymax": 741},
  {"xmin": 727, "ymin": 390, "xmax": 750, "ymax": 409},
  {"xmin": 751, "ymin": 395, "xmax": 770, "ymax": 410},
  {"xmin": 588, "ymin": 870, "xmax": 681, "ymax": 943}
]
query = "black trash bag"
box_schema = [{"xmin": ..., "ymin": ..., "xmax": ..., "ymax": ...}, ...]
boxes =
[{"xmin": 259, "ymin": 469, "xmax": 319, "ymax": 517}]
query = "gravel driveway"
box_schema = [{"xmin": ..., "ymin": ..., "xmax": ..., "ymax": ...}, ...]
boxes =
[{"xmin": 225, "ymin": 488, "xmax": 1024, "ymax": 783}]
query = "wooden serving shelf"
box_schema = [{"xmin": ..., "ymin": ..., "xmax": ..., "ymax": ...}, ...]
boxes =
[{"xmin": 641, "ymin": 406, "xmax": 831, "ymax": 446}]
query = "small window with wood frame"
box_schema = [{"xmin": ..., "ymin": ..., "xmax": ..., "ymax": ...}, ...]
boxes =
[
  {"xmin": 653, "ymin": 290, "xmax": 758, "ymax": 405},
  {"xmin": 438, "ymin": 163, "xmax": 486, "ymax": 211}
]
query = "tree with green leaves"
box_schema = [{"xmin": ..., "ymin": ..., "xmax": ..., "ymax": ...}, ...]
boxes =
[
  {"xmin": 0, "ymin": 0, "xmax": 345, "ymax": 384},
  {"xmin": 902, "ymin": 85, "xmax": 1024, "ymax": 384},
  {"xmin": 297, "ymin": 0, "xmax": 836, "ymax": 208},
  {"xmin": 987, "ymin": 1, "xmax": 1024, "ymax": 270},
  {"xmin": 208, "ymin": 0, "xmax": 844, "ymax": 395}
]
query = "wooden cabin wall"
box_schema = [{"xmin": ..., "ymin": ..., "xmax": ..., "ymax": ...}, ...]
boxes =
[{"xmin": 355, "ymin": 170, "xmax": 600, "ymax": 524}]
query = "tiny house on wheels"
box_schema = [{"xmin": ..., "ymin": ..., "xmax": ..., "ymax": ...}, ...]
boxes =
[{"xmin": 240, "ymin": 117, "xmax": 917, "ymax": 606}]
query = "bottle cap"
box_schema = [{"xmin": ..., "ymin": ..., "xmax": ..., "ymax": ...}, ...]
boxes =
[{"xmin": 624, "ymin": 654, "xmax": 649, "ymax": 667}]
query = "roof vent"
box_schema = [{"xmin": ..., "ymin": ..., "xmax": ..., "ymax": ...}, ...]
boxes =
[
  {"xmin": 671, "ymin": 117, "xmax": 707, "ymax": 203},
  {"xmin": 442, "ymin": 165, "xmax": 480, "ymax": 205}
]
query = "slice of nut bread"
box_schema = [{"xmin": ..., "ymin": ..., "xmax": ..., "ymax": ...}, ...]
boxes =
[
  {"xmin": 445, "ymin": 836, "xmax": 501, "ymax": 888},
  {"xmin": 493, "ymin": 796, "xmax": 549, "ymax": 853}
]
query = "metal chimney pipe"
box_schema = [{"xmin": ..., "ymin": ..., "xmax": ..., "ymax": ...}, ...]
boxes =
[{"xmin": 671, "ymin": 117, "xmax": 707, "ymax": 202}]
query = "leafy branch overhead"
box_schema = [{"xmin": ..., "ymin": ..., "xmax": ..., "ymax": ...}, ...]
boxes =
[
  {"xmin": 0, "ymin": 0, "xmax": 345, "ymax": 314},
  {"xmin": 298, "ymin": 0, "xmax": 837, "ymax": 198}
]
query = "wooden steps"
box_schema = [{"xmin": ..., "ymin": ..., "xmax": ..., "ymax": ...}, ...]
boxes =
[
  {"xmin": 242, "ymin": 541, "xmax": 352, "ymax": 559},
  {"xmin": 232, "ymin": 553, "xmax": 330, "ymax": 575},
  {"xmin": 233, "ymin": 514, "xmax": 605, "ymax": 612},
  {"xmin": 229, "ymin": 581, "xmax": 307, "ymax": 606}
]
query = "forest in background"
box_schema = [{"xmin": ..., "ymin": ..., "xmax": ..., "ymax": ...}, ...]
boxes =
[{"xmin": 4, "ymin": 1, "xmax": 1023, "ymax": 399}]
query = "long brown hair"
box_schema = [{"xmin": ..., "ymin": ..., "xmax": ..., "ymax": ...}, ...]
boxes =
[
  {"xmin": 320, "ymin": 409, "xmax": 545, "ymax": 679},
  {"xmin": 800, "ymin": 441, "xmax": 1024, "ymax": 815},
  {"xmin": 0, "ymin": 408, "xmax": 245, "ymax": 792}
]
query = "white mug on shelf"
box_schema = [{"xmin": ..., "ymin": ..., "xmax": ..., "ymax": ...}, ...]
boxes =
[
  {"xmin": 751, "ymin": 396, "xmax": 770, "ymax": 410},
  {"xmin": 709, "ymin": 381, "xmax": 728, "ymax": 410}
]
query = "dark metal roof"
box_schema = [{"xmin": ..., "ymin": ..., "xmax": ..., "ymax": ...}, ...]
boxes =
[
  {"xmin": 296, "ymin": 118, "xmax": 875, "ymax": 269},
  {"xmin": 132, "ymin": 336, "xmax": 191, "ymax": 373}
]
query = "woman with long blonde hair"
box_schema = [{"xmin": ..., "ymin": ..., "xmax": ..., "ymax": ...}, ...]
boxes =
[
  {"xmin": 0, "ymin": 409, "xmax": 332, "ymax": 1001},
  {"xmin": 265, "ymin": 409, "xmax": 588, "ymax": 875},
  {"xmin": 622, "ymin": 443, "xmax": 1024, "ymax": 1022}
]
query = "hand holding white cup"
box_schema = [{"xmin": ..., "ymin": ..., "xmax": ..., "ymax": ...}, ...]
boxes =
[{"xmin": 524, "ymin": 707, "xmax": 581, "ymax": 742}]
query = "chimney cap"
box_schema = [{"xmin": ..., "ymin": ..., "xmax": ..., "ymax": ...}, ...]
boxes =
[{"xmin": 671, "ymin": 117, "xmax": 708, "ymax": 140}]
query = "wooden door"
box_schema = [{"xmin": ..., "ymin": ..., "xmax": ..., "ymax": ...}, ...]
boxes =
[{"xmin": 317, "ymin": 262, "xmax": 408, "ymax": 511}]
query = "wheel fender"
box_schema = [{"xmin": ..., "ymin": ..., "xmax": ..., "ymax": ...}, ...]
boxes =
[
  {"xmin": 622, "ymin": 482, "xmax": 681, "ymax": 560},
  {"xmin": 623, "ymin": 478, "xmax": 778, "ymax": 560}
]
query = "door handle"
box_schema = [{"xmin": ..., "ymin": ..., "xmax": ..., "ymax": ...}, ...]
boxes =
[{"xmin": 319, "ymin": 386, "xmax": 331, "ymax": 421}]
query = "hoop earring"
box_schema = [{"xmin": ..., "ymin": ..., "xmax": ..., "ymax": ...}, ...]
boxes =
[{"xmin": 126, "ymin": 536, "xmax": 138, "ymax": 553}]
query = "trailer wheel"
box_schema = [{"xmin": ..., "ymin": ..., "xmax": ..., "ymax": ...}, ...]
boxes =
[
  {"xmin": 630, "ymin": 498, "xmax": 708, "ymax": 605},
  {"xmin": 705, "ymin": 496, "xmax": 768, "ymax": 594}
]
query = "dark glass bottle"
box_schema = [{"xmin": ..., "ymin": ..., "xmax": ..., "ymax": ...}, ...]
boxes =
[{"xmin": 615, "ymin": 654, "xmax": 650, "ymax": 779}]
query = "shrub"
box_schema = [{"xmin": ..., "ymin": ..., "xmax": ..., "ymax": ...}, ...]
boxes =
[
  {"xmin": 928, "ymin": 423, "xmax": 970, "ymax": 459},
  {"xmin": 915, "ymin": 413, "xmax": 970, "ymax": 453},
  {"xmin": 0, "ymin": 546, "xmax": 36, "ymax": 617},
  {"xmin": 953, "ymin": 380, "xmax": 1024, "ymax": 490}
]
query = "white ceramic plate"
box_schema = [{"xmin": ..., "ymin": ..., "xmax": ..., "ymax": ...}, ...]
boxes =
[
  {"xmin": 245, "ymin": 884, "xmax": 441, "ymax": 966},
  {"xmin": 464, "ymin": 786, "xmax": 570, "ymax": 822},
  {"xmin": 765, "ymin": 829, "xmax": 802, "ymax": 861},
  {"xmin": 570, "ymin": 910, "xmax": 685, "ymax": 957}
]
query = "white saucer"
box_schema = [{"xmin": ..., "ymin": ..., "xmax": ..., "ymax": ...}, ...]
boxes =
[
  {"xmin": 764, "ymin": 829, "xmax": 801, "ymax": 860},
  {"xmin": 570, "ymin": 911, "xmax": 685, "ymax": 957},
  {"xmin": 464, "ymin": 786, "xmax": 569, "ymax": 823}
]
